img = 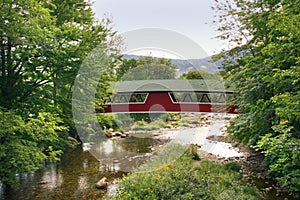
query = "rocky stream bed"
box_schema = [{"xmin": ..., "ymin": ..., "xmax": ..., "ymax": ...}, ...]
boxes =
[{"xmin": 1, "ymin": 113, "xmax": 297, "ymax": 200}]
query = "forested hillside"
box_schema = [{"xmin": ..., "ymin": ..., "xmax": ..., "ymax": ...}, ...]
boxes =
[{"xmin": 123, "ymin": 54, "xmax": 222, "ymax": 75}]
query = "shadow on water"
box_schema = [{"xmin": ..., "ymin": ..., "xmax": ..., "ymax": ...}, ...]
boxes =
[{"xmin": 0, "ymin": 135, "xmax": 160, "ymax": 200}]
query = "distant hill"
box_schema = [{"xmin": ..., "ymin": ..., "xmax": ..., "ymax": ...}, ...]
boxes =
[
  {"xmin": 122, "ymin": 54, "xmax": 222, "ymax": 75},
  {"xmin": 122, "ymin": 54, "xmax": 141, "ymax": 60}
]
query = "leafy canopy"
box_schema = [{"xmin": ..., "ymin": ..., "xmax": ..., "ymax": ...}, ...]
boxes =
[
  {"xmin": 0, "ymin": 0, "xmax": 120, "ymax": 188},
  {"xmin": 213, "ymin": 0, "xmax": 300, "ymax": 193}
]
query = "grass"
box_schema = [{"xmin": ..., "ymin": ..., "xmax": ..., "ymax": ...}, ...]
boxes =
[
  {"xmin": 109, "ymin": 145, "xmax": 262, "ymax": 200},
  {"xmin": 131, "ymin": 113, "xmax": 201, "ymax": 131},
  {"xmin": 132, "ymin": 118, "xmax": 169, "ymax": 131}
]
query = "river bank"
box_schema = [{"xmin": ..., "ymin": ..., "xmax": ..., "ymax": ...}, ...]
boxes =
[
  {"xmin": 142, "ymin": 113, "xmax": 297, "ymax": 199},
  {"xmin": 0, "ymin": 113, "xmax": 297, "ymax": 199}
]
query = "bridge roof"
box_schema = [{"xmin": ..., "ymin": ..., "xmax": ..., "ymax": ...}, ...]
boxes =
[{"xmin": 111, "ymin": 79, "xmax": 235, "ymax": 93}]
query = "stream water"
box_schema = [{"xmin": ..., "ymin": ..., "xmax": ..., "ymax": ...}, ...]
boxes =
[
  {"xmin": 0, "ymin": 117, "xmax": 297, "ymax": 199},
  {"xmin": 0, "ymin": 136, "xmax": 161, "ymax": 200}
]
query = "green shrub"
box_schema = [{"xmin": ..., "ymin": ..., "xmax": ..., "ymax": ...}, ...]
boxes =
[
  {"xmin": 166, "ymin": 113, "xmax": 181, "ymax": 121},
  {"xmin": 0, "ymin": 108, "xmax": 68, "ymax": 188},
  {"xmin": 132, "ymin": 118, "xmax": 167, "ymax": 131},
  {"xmin": 190, "ymin": 144, "xmax": 201, "ymax": 161},
  {"xmin": 255, "ymin": 127, "xmax": 300, "ymax": 193},
  {"xmin": 224, "ymin": 161, "xmax": 241, "ymax": 172},
  {"xmin": 111, "ymin": 145, "xmax": 261, "ymax": 200},
  {"xmin": 97, "ymin": 114, "xmax": 117, "ymax": 129}
]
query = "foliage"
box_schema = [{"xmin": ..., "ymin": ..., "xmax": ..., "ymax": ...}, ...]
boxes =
[
  {"xmin": 0, "ymin": 0, "xmax": 120, "ymax": 132},
  {"xmin": 111, "ymin": 146, "xmax": 261, "ymax": 200},
  {"xmin": 132, "ymin": 118, "xmax": 168, "ymax": 131},
  {"xmin": 130, "ymin": 113, "xmax": 200, "ymax": 131},
  {"xmin": 118, "ymin": 56, "xmax": 177, "ymax": 81},
  {"xmin": 129, "ymin": 113, "xmax": 151, "ymax": 123},
  {"xmin": 0, "ymin": 0, "xmax": 120, "ymax": 188},
  {"xmin": 180, "ymin": 70, "xmax": 220, "ymax": 80},
  {"xmin": 0, "ymin": 107, "xmax": 68, "ymax": 188},
  {"xmin": 115, "ymin": 58, "xmax": 138, "ymax": 80},
  {"xmin": 224, "ymin": 161, "xmax": 241, "ymax": 172},
  {"xmin": 213, "ymin": 0, "xmax": 300, "ymax": 193},
  {"xmin": 190, "ymin": 144, "xmax": 201, "ymax": 161},
  {"xmin": 255, "ymin": 126, "xmax": 300, "ymax": 192},
  {"xmin": 166, "ymin": 113, "xmax": 181, "ymax": 122},
  {"xmin": 97, "ymin": 114, "xmax": 117, "ymax": 130}
]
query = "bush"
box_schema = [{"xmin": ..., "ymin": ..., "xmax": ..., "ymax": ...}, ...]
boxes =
[
  {"xmin": 132, "ymin": 118, "xmax": 167, "ymax": 131},
  {"xmin": 111, "ymin": 145, "xmax": 261, "ymax": 200},
  {"xmin": 97, "ymin": 114, "xmax": 117, "ymax": 129},
  {"xmin": 190, "ymin": 144, "xmax": 201, "ymax": 161},
  {"xmin": 224, "ymin": 161, "xmax": 241, "ymax": 172},
  {"xmin": 255, "ymin": 127, "xmax": 300, "ymax": 193},
  {"xmin": 0, "ymin": 108, "xmax": 68, "ymax": 188}
]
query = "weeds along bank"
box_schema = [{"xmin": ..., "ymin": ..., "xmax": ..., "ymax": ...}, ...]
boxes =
[{"xmin": 109, "ymin": 145, "xmax": 262, "ymax": 200}]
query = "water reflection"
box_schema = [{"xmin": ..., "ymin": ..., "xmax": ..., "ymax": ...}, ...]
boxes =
[
  {"xmin": 40, "ymin": 164, "xmax": 63, "ymax": 190},
  {"xmin": 0, "ymin": 134, "xmax": 160, "ymax": 200},
  {"xmin": 89, "ymin": 135, "xmax": 161, "ymax": 172}
]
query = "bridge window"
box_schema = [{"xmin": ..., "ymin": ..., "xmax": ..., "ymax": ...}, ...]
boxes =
[
  {"xmin": 170, "ymin": 92, "xmax": 211, "ymax": 103},
  {"xmin": 199, "ymin": 93, "xmax": 211, "ymax": 102},
  {"xmin": 111, "ymin": 94, "xmax": 130, "ymax": 103},
  {"xmin": 129, "ymin": 93, "xmax": 148, "ymax": 103},
  {"xmin": 172, "ymin": 92, "xmax": 199, "ymax": 102},
  {"xmin": 109, "ymin": 93, "xmax": 148, "ymax": 104},
  {"xmin": 210, "ymin": 93, "xmax": 226, "ymax": 103},
  {"xmin": 169, "ymin": 92, "xmax": 231, "ymax": 103}
]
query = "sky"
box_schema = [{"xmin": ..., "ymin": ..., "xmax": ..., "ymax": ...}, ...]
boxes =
[{"xmin": 92, "ymin": 0, "xmax": 227, "ymax": 58}]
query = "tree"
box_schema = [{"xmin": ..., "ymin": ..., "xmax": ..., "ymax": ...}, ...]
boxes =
[
  {"xmin": 45, "ymin": 1, "xmax": 121, "ymax": 133},
  {"xmin": 119, "ymin": 56, "xmax": 177, "ymax": 81},
  {"xmin": 180, "ymin": 70, "xmax": 219, "ymax": 80},
  {"xmin": 213, "ymin": 0, "xmax": 300, "ymax": 193},
  {"xmin": 0, "ymin": 0, "xmax": 120, "ymax": 188},
  {"xmin": 0, "ymin": 0, "xmax": 119, "ymax": 128},
  {"xmin": 0, "ymin": 0, "xmax": 54, "ymax": 109},
  {"xmin": 116, "ymin": 58, "xmax": 137, "ymax": 80},
  {"xmin": 0, "ymin": 107, "xmax": 69, "ymax": 188}
]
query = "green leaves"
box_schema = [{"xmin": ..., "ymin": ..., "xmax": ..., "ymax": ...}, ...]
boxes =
[
  {"xmin": 214, "ymin": 0, "xmax": 300, "ymax": 193},
  {"xmin": 180, "ymin": 70, "xmax": 220, "ymax": 80},
  {"xmin": 112, "ymin": 149, "xmax": 261, "ymax": 200},
  {"xmin": 0, "ymin": 0, "xmax": 121, "ymax": 189},
  {"xmin": 255, "ymin": 129, "xmax": 300, "ymax": 192},
  {"xmin": 0, "ymin": 108, "xmax": 68, "ymax": 188},
  {"xmin": 118, "ymin": 56, "xmax": 177, "ymax": 81}
]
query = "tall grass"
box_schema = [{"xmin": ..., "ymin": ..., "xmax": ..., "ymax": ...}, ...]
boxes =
[{"xmin": 110, "ymin": 145, "xmax": 262, "ymax": 200}]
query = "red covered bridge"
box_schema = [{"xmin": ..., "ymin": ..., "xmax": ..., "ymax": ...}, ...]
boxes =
[{"xmin": 96, "ymin": 80, "xmax": 238, "ymax": 114}]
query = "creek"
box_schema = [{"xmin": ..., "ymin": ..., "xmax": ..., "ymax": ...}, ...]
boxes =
[
  {"xmin": 0, "ymin": 114, "xmax": 296, "ymax": 199},
  {"xmin": 0, "ymin": 135, "xmax": 161, "ymax": 200}
]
